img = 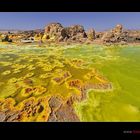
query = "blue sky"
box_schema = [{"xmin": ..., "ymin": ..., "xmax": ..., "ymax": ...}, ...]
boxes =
[{"xmin": 0, "ymin": 12, "xmax": 140, "ymax": 31}]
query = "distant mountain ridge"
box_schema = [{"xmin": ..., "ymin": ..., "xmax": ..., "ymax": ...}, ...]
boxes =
[{"xmin": 0, "ymin": 29, "xmax": 44, "ymax": 33}]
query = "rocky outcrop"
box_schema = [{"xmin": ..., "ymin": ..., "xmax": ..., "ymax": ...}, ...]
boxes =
[
  {"xmin": 1, "ymin": 35, "xmax": 12, "ymax": 42},
  {"xmin": 101, "ymin": 24, "xmax": 123, "ymax": 43},
  {"xmin": 1, "ymin": 22, "xmax": 140, "ymax": 44},
  {"xmin": 121, "ymin": 30, "xmax": 140, "ymax": 42},
  {"xmin": 86, "ymin": 28, "xmax": 95, "ymax": 41},
  {"xmin": 44, "ymin": 23, "xmax": 68, "ymax": 42},
  {"xmin": 48, "ymin": 96, "xmax": 80, "ymax": 122},
  {"xmin": 95, "ymin": 32, "xmax": 104, "ymax": 39},
  {"xmin": 44, "ymin": 23, "xmax": 87, "ymax": 42},
  {"xmin": 101, "ymin": 24, "xmax": 140, "ymax": 43},
  {"xmin": 65, "ymin": 25, "xmax": 87, "ymax": 41},
  {"xmin": 112, "ymin": 24, "xmax": 123, "ymax": 35}
]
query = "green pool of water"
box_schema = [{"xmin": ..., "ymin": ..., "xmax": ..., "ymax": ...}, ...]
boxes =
[{"xmin": 66, "ymin": 45, "xmax": 140, "ymax": 121}]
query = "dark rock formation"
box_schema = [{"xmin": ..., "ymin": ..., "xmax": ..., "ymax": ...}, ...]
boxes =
[
  {"xmin": 2, "ymin": 35, "xmax": 12, "ymax": 42},
  {"xmin": 54, "ymin": 102, "xmax": 80, "ymax": 122},
  {"xmin": 48, "ymin": 96, "xmax": 80, "ymax": 122},
  {"xmin": 48, "ymin": 96, "xmax": 62, "ymax": 111},
  {"xmin": 65, "ymin": 25, "xmax": 87, "ymax": 42},
  {"xmin": 0, "ymin": 112, "xmax": 6, "ymax": 122},
  {"xmin": 0, "ymin": 110, "xmax": 20, "ymax": 122},
  {"xmin": 95, "ymin": 32, "xmax": 105, "ymax": 39},
  {"xmin": 121, "ymin": 30, "xmax": 140, "ymax": 42}
]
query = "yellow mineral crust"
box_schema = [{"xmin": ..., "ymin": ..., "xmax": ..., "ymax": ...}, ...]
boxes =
[
  {"xmin": 8, "ymin": 78, "xmax": 18, "ymax": 83},
  {"xmin": 0, "ymin": 48, "xmax": 113, "ymax": 122},
  {"xmin": 66, "ymin": 58, "xmax": 85, "ymax": 68},
  {"xmin": 13, "ymin": 69, "xmax": 21, "ymax": 74},
  {"xmin": 51, "ymin": 71, "xmax": 72, "ymax": 85},
  {"xmin": 32, "ymin": 86, "xmax": 47, "ymax": 96},
  {"xmin": 66, "ymin": 79, "xmax": 83, "ymax": 90},
  {"xmin": 0, "ymin": 96, "xmax": 51, "ymax": 122},
  {"xmin": 94, "ymin": 75, "xmax": 109, "ymax": 83},
  {"xmin": 0, "ymin": 98, "xmax": 16, "ymax": 111},
  {"xmin": 40, "ymin": 73, "xmax": 52, "ymax": 79},
  {"xmin": 84, "ymin": 68, "xmax": 97, "ymax": 80},
  {"xmin": 36, "ymin": 62, "xmax": 54, "ymax": 72},
  {"xmin": 20, "ymin": 86, "xmax": 47, "ymax": 97},
  {"xmin": 20, "ymin": 86, "xmax": 35, "ymax": 97},
  {"xmin": 16, "ymin": 96, "xmax": 51, "ymax": 122},
  {"xmin": 0, "ymin": 82, "xmax": 4, "ymax": 86},
  {"xmin": 53, "ymin": 60, "xmax": 64, "ymax": 68},
  {"xmin": 35, "ymin": 98, "xmax": 51, "ymax": 122},
  {"xmin": 27, "ymin": 65, "xmax": 36, "ymax": 71},
  {"xmin": 0, "ymin": 61, "xmax": 12, "ymax": 66},
  {"xmin": 11, "ymin": 64, "xmax": 27, "ymax": 69},
  {"xmin": 84, "ymin": 69, "xmax": 109, "ymax": 83},
  {"xmin": 1, "ymin": 70, "xmax": 11, "ymax": 75},
  {"xmin": 24, "ymin": 72, "xmax": 34, "ymax": 78}
]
